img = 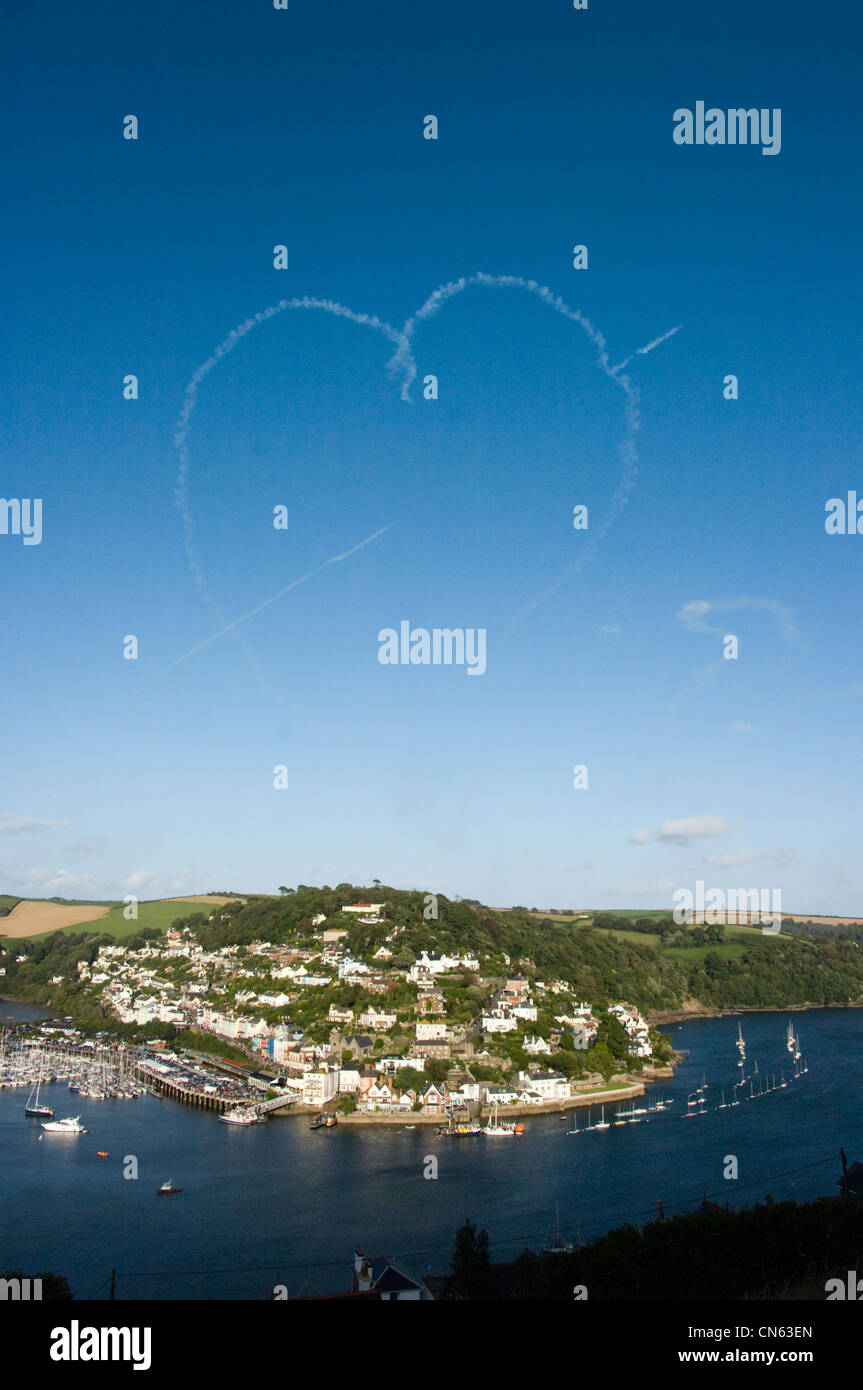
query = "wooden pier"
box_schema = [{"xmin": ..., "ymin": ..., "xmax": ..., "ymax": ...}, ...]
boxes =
[{"xmin": 135, "ymin": 1062, "xmax": 234, "ymax": 1112}]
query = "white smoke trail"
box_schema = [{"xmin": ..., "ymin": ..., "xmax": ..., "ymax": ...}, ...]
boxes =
[
  {"xmin": 610, "ymin": 323, "xmax": 682, "ymax": 375},
  {"xmin": 677, "ymin": 597, "xmax": 802, "ymax": 648},
  {"xmin": 165, "ymin": 524, "xmax": 393, "ymax": 670},
  {"xmin": 173, "ymin": 275, "xmax": 679, "ymax": 663},
  {"xmin": 389, "ymin": 272, "xmax": 647, "ymax": 624},
  {"xmin": 174, "ymin": 297, "xmax": 407, "ymax": 624}
]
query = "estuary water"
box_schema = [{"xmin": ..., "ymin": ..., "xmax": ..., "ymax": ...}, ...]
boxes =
[{"xmin": 0, "ymin": 1006, "xmax": 860, "ymax": 1299}]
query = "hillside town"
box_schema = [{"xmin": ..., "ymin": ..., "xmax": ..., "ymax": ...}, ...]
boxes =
[{"xmin": 63, "ymin": 900, "xmax": 664, "ymax": 1116}]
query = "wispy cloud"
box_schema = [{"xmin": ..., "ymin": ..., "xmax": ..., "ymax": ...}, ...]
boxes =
[
  {"xmin": 16, "ymin": 867, "xmax": 99, "ymax": 894},
  {"xmin": 703, "ymin": 849, "xmax": 793, "ymax": 869},
  {"xmin": 120, "ymin": 870, "xmax": 195, "ymax": 896},
  {"xmin": 731, "ymin": 721, "xmax": 757, "ymax": 734},
  {"xmin": 677, "ymin": 597, "xmax": 802, "ymax": 648},
  {"xmin": 0, "ymin": 818, "xmax": 70, "ymax": 835},
  {"xmin": 626, "ymin": 827, "xmax": 651, "ymax": 845}
]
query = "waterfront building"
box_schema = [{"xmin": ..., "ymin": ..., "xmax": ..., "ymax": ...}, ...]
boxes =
[
  {"xmin": 521, "ymin": 1071, "xmax": 570, "ymax": 1101},
  {"xmin": 302, "ymin": 1070, "xmax": 339, "ymax": 1106},
  {"xmin": 484, "ymin": 1086, "xmax": 520, "ymax": 1105},
  {"xmin": 418, "ymin": 1083, "xmax": 448, "ymax": 1115}
]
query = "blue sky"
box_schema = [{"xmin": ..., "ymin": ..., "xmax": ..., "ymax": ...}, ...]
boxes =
[{"xmin": 2, "ymin": 0, "xmax": 861, "ymax": 913}]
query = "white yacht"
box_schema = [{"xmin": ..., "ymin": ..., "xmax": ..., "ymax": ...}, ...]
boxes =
[
  {"xmin": 42, "ymin": 1115, "xmax": 87, "ymax": 1134},
  {"xmin": 219, "ymin": 1107, "xmax": 259, "ymax": 1126}
]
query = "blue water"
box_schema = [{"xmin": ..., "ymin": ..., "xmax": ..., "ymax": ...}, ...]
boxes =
[
  {"xmin": 1, "ymin": 998, "xmax": 57, "ymax": 1023},
  {"xmin": 0, "ymin": 1008, "xmax": 860, "ymax": 1299}
]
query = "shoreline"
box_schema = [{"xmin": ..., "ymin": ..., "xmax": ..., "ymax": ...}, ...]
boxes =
[
  {"xmin": 649, "ymin": 1000, "xmax": 863, "ymax": 1026},
  {"xmin": 314, "ymin": 1085, "xmax": 648, "ymax": 1125},
  {"xmin": 279, "ymin": 1078, "xmax": 671, "ymax": 1124}
]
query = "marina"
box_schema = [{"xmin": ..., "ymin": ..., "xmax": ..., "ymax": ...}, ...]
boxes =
[{"xmin": 1, "ymin": 1034, "xmax": 148, "ymax": 1102}]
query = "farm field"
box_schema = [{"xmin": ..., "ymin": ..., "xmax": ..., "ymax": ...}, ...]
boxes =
[
  {"xmin": 670, "ymin": 942, "xmax": 750, "ymax": 961},
  {"xmin": 161, "ymin": 894, "xmax": 248, "ymax": 905},
  {"xmin": 601, "ymin": 929, "xmax": 662, "ymax": 948},
  {"xmin": 0, "ymin": 899, "xmax": 113, "ymax": 938},
  {"xmin": 0, "ymin": 895, "xmax": 243, "ymax": 942}
]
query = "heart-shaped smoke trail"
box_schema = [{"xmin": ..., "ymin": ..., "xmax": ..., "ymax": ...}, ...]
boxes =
[{"xmin": 171, "ymin": 275, "xmax": 680, "ymax": 665}]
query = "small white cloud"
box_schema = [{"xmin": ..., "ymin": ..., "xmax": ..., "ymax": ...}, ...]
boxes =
[
  {"xmin": 20, "ymin": 867, "xmax": 99, "ymax": 895},
  {"xmin": 599, "ymin": 625, "xmax": 621, "ymax": 637},
  {"xmin": 121, "ymin": 870, "xmax": 197, "ymax": 898},
  {"xmin": 122, "ymin": 870, "xmax": 162, "ymax": 893},
  {"xmin": 658, "ymin": 815, "xmax": 735, "ymax": 847},
  {"xmin": 731, "ymin": 721, "xmax": 757, "ymax": 734},
  {"xmin": 626, "ymin": 827, "xmax": 651, "ymax": 845}
]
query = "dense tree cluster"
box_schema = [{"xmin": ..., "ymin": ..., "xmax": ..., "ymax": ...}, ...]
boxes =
[{"xmin": 446, "ymin": 1196, "xmax": 863, "ymax": 1300}]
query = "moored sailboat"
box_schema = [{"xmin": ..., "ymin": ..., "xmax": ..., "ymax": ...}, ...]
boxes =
[
  {"xmin": 25, "ymin": 1056, "xmax": 54, "ymax": 1117},
  {"xmin": 541, "ymin": 1204, "xmax": 575, "ymax": 1255},
  {"xmin": 483, "ymin": 1102, "xmax": 516, "ymax": 1136}
]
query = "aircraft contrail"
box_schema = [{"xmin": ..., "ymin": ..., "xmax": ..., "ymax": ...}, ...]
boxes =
[
  {"xmin": 610, "ymin": 324, "xmax": 682, "ymax": 375},
  {"xmin": 173, "ymin": 275, "xmax": 681, "ymax": 663},
  {"xmin": 174, "ymin": 298, "xmax": 406, "ymax": 626},
  {"xmin": 390, "ymin": 271, "xmax": 646, "ymax": 619},
  {"xmin": 165, "ymin": 524, "xmax": 393, "ymax": 669}
]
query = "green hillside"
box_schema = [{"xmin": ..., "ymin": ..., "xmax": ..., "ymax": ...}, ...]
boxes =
[
  {"xmin": 4, "ymin": 882, "xmax": 863, "ymax": 1021},
  {"xmin": 68, "ymin": 899, "xmax": 224, "ymax": 939},
  {"xmin": 162, "ymin": 884, "xmax": 863, "ymax": 1015}
]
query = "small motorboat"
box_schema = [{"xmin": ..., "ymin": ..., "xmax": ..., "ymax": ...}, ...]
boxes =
[
  {"xmin": 404, "ymin": 1124, "xmax": 416, "ymax": 1130},
  {"xmin": 97, "ymin": 1151, "xmax": 110, "ymax": 1158},
  {"xmin": 157, "ymin": 1178, "xmax": 182, "ymax": 1195}
]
